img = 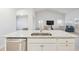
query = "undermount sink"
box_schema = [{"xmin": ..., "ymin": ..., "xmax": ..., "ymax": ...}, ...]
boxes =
[{"xmin": 31, "ymin": 33, "xmax": 52, "ymax": 36}]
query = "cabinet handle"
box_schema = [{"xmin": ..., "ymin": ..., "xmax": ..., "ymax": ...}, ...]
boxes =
[
  {"xmin": 66, "ymin": 41, "xmax": 68, "ymax": 43},
  {"xmin": 40, "ymin": 45, "xmax": 44, "ymax": 47},
  {"xmin": 66, "ymin": 44, "xmax": 68, "ymax": 46},
  {"xmin": 40, "ymin": 45, "xmax": 44, "ymax": 51}
]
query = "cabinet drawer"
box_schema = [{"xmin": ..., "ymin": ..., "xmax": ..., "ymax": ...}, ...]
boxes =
[
  {"xmin": 57, "ymin": 39, "xmax": 74, "ymax": 44},
  {"xmin": 28, "ymin": 38, "xmax": 56, "ymax": 44},
  {"xmin": 57, "ymin": 44, "xmax": 74, "ymax": 51}
]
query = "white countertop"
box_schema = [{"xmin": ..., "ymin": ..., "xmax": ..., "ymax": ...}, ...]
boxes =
[{"xmin": 4, "ymin": 30, "xmax": 78, "ymax": 38}]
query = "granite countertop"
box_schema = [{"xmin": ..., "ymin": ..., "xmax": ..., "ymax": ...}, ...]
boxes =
[{"xmin": 4, "ymin": 30, "xmax": 78, "ymax": 38}]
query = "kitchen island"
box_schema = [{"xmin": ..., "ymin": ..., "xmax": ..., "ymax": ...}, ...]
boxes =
[{"xmin": 5, "ymin": 30, "xmax": 78, "ymax": 51}]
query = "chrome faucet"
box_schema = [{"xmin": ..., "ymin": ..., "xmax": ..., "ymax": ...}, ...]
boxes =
[
  {"xmin": 40, "ymin": 28, "xmax": 42, "ymax": 32},
  {"xmin": 40, "ymin": 27, "xmax": 43, "ymax": 32}
]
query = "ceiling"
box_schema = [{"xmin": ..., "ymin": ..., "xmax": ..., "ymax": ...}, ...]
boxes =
[{"xmin": 34, "ymin": 8, "xmax": 79, "ymax": 14}]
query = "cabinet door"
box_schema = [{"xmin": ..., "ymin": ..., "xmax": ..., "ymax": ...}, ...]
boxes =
[
  {"xmin": 28, "ymin": 44, "xmax": 42, "ymax": 51},
  {"xmin": 43, "ymin": 44, "xmax": 56, "ymax": 51},
  {"xmin": 57, "ymin": 44, "xmax": 74, "ymax": 51},
  {"xmin": 28, "ymin": 44, "xmax": 56, "ymax": 51}
]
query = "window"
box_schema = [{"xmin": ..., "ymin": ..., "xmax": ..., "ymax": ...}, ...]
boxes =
[{"xmin": 16, "ymin": 15, "xmax": 28, "ymax": 30}]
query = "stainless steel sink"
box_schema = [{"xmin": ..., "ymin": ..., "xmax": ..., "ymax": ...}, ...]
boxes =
[{"xmin": 31, "ymin": 33, "xmax": 52, "ymax": 36}]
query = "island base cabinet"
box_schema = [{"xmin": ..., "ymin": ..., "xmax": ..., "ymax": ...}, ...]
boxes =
[
  {"xmin": 28, "ymin": 44, "xmax": 56, "ymax": 51},
  {"xmin": 27, "ymin": 38, "xmax": 75, "ymax": 51},
  {"xmin": 57, "ymin": 44, "xmax": 74, "ymax": 51}
]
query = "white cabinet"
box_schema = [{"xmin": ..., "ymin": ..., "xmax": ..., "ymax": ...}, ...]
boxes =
[
  {"xmin": 57, "ymin": 44, "xmax": 74, "ymax": 51},
  {"xmin": 56, "ymin": 39, "xmax": 75, "ymax": 51},
  {"xmin": 28, "ymin": 44, "xmax": 56, "ymax": 51},
  {"xmin": 43, "ymin": 44, "xmax": 56, "ymax": 51},
  {"xmin": 27, "ymin": 38, "xmax": 56, "ymax": 51},
  {"xmin": 27, "ymin": 38, "xmax": 75, "ymax": 51},
  {"xmin": 6, "ymin": 39, "xmax": 26, "ymax": 51},
  {"xmin": 28, "ymin": 44, "xmax": 43, "ymax": 51}
]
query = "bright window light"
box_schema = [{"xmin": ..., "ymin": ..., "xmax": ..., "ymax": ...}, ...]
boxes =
[
  {"xmin": 38, "ymin": 20, "xmax": 43, "ymax": 24},
  {"xmin": 57, "ymin": 20, "xmax": 63, "ymax": 25}
]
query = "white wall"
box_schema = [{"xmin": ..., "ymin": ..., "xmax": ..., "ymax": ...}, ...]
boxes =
[
  {"xmin": 0, "ymin": 8, "xmax": 16, "ymax": 48},
  {"xmin": 34, "ymin": 10, "xmax": 65, "ymax": 29},
  {"xmin": 65, "ymin": 9, "xmax": 79, "ymax": 26}
]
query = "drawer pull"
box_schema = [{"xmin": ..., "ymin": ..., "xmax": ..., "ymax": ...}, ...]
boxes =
[
  {"xmin": 40, "ymin": 45, "xmax": 44, "ymax": 47},
  {"xmin": 66, "ymin": 44, "xmax": 68, "ymax": 46},
  {"xmin": 66, "ymin": 41, "xmax": 68, "ymax": 43}
]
